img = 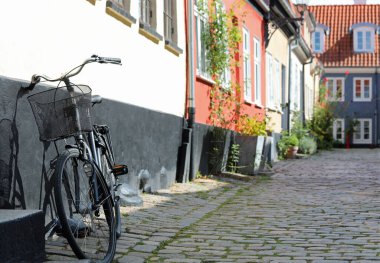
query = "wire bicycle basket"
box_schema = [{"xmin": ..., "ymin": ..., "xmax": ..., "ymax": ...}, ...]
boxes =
[{"xmin": 27, "ymin": 84, "xmax": 93, "ymax": 141}]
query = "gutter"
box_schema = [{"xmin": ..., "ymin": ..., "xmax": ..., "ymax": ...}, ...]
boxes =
[
  {"xmin": 187, "ymin": 0, "xmax": 195, "ymax": 129},
  {"xmin": 187, "ymin": 0, "xmax": 196, "ymax": 181}
]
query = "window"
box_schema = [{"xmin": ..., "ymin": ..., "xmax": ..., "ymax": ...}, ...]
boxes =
[
  {"xmin": 217, "ymin": 3, "xmax": 230, "ymax": 89},
  {"xmin": 266, "ymin": 55, "xmax": 281, "ymax": 110},
  {"xmin": 139, "ymin": 0, "xmax": 162, "ymax": 43},
  {"xmin": 243, "ymin": 28, "xmax": 252, "ymax": 102},
  {"xmin": 195, "ymin": 1, "xmax": 210, "ymax": 78},
  {"xmin": 312, "ymin": 25, "xmax": 329, "ymax": 53},
  {"xmin": 140, "ymin": 0, "xmax": 157, "ymax": 28},
  {"xmin": 353, "ymin": 119, "xmax": 372, "ymax": 144},
  {"xmin": 291, "ymin": 60, "xmax": 301, "ymax": 110},
  {"xmin": 254, "ymin": 38, "xmax": 261, "ymax": 104},
  {"xmin": 312, "ymin": 30, "xmax": 324, "ymax": 53},
  {"xmin": 164, "ymin": 0, "xmax": 177, "ymax": 43},
  {"xmin": 353, "ymin": 78, "xmax": 372, "ymax": 101},
  {"xmin": 221, "ymin": 56, "xmax": 231, "ymax": 89},
  {"xmin": 266, "ymin": 53, "xmax": 274, "ymax": 108},
  {"xmin": 326, "ymin": 78, "xmax": 344, "ymax": 101},
  {"xmin": 275, "ymin": 60, "xmax": 281, "ymax": 108},
  {"xmin": 355, "ymin": 29, "xmax": 374, "ymax": 52},
  {"xmin": 333, "ymin": 119, "xmax": 345, "ymax": 143}
]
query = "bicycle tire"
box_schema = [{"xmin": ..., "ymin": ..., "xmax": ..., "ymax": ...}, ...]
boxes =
[
  {"xmin": 101, "ymin": 152, "xmax": 122, "ymax": 238},
  {"xmin": 54, "ymin": 148, "xmax": 116, "ymax": 262}
]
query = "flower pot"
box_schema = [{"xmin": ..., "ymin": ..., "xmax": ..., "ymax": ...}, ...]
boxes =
[{"xmin": 286, "ymin": 146, "xmax": 298, "ymax": 159}]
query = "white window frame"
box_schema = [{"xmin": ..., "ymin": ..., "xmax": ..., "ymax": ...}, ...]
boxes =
[
  {"xmin": 333, "ymin": 119, "xmax": 345, "ymax": 143},
  {"xmin": 194, "ymin": 2, "xmax": 210, "ymax": 79},
  {"xmin": 265, "ymin": 53, "xmax": 273, "ymax": 108},
  {"xmin": 274, "ymin": 59, "xmax": 281, "ymax": 109},
  {"xmin": 353, "ymin": 118, "xmax": 372, "ymax": 144},
  {"xmin": 353, "ymin": 77, "xmax": 372, "ymax": 102},
  {"xmin": 354, "ymin": 28, "xmax": 375, "ymax": 53},
  {"xmin": 291, "ymin": 59, "xmax": 301, "ymax": 111},
  {"xmin": 243, "ymin": 27, "xmax": 252, "ymax": 102},
  {"xmin": 312, "ymin": 28, "xmax": 324, "ymax": 53},
  {"xmin": 326, "ymin": 78, "xmax": 345, "ymax": 102},
  {"xmin": 254, "ymin": 38, "xmax": 261, "ymax": 104}
]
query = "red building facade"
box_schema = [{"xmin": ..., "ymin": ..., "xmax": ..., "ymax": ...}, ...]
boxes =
[{"xmin": 187, "ymin": 0, "xmax": 269, "ymax": 132}]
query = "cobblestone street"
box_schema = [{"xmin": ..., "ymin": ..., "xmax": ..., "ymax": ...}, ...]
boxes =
[{"xmin": 47, "ymin": 149, "xmax": 380, "ymax": 263}]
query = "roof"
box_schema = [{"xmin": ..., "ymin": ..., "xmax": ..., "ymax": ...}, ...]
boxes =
[{"xmin": 309, "ymin": 4, "xmax": 380, "ymax": 67}]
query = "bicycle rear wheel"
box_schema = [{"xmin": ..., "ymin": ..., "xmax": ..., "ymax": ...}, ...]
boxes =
[{"xmin": 54, "ymin": 148, "xmax": 116, "ymax": 262}]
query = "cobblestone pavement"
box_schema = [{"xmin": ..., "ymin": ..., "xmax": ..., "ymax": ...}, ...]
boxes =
[{"xmin": 46, "ymin": 149, "xmax": 380, "ymax": 263}]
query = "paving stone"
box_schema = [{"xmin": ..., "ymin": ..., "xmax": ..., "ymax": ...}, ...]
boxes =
[{"xmin": 45, "ymin": 150, "xmax": 380, "ymax": 263}]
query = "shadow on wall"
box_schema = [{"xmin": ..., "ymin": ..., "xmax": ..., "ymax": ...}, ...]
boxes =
[
  {"xmin": 0, "ymin": 89, "xmax": 26, "ymax": 209},
  {"xmin": 0, "ymin": 80, "xmax": 57, "ymax": 214}
]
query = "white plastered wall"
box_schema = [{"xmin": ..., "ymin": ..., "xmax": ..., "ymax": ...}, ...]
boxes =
[{"xmin": 0, "ymin": 0, "xmax": 186, "ymax": 117}]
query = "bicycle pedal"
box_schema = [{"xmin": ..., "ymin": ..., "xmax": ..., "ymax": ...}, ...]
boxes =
[{"xmin": 112, "ymin": 164, "xmax": 128, "ymax": 177}]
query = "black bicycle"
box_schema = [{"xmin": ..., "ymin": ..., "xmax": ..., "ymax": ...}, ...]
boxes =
[{"xmin": 25, "ymin": 55, "xmax": 128, "ymax": 262}]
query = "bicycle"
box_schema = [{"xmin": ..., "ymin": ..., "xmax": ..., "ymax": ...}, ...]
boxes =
[{"xmin": 24, "ymin": 55, "xmax": 128, "ymax": 262}]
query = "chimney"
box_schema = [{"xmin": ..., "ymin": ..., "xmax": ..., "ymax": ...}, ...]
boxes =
[{"xmin": 354, "ymin": 0, "xmax": 367, "ymax": 4}]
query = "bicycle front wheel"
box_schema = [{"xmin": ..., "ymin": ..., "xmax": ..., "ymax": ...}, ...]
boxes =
[{"xmin": 54, "ymin": 148, "xmax": 116, "ymax": 262}]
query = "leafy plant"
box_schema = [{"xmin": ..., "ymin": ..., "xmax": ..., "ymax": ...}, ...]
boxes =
[
  {"xmin": 277, "ymin": 132, "xmax": 299, "ymax": 159},
  {"xmin": 299, "ymin": 136, "xmax": 317, "ymax": 154},
  {"xmin": 237, "ymin": 115, "xmax": 268, "ymax": 136},
  {"xmin": 307, "ymin": 104, "xmax": 334, "ymax": 150},
  {"xmin": 196, "ymin": 171, "xmax": 204, "ymax": 179},
  {"xmin": 227, "ymin": 143, "xmax": 240, "ymax": 173},
  {"xmin": 291, "ymin": 111, "xmax": 309, "ymax": 140}
]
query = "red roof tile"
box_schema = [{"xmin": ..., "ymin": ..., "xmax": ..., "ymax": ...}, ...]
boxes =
[{"xmin": 309, "ymin": 4, "xmax": 380, "ymax": 67}]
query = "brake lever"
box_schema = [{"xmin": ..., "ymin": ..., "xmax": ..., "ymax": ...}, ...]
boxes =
[{"xmin": 23, "ymin": 75, "xmax": 41, "ymax": 90}]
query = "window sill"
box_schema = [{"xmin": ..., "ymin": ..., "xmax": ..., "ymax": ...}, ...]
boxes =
[
  {"xmin": 196, "ymin": 74, "xmax": 215, "ymax": 85},
  {"xmin": 328, "ymin": 99, "xmax": 345, "ymax": 102},
  {"xmin": 164, "ymin": 40, "xmax": 183, "ymax": 56},
  {"xmin": 354, "ymin": 50, "xmax": 374, "ymax": 54},
  {"xmin": 244, "ymin": 99, "xmax": 254, "ymax": 105},
  {"xmin": 139, "ymin": 22, "xmax": 163, "ymax": 44},
  {"xmin": 353, "ymin": 140, "xmax": 372, "ymax": 144},
  {"xmin": 106, "ymin": 0, "xmax": 136, "ymax": 27},
  {"xmin": 266, "ymin": 106, "xmax": 278, "ymax": 112},
  {"xmin": 353, "ymin": 99, "xmax": 371, "ymax": 102},
  {"xmin": 255, "ymin": 103, "xmax": 264, "ymax": 109}
]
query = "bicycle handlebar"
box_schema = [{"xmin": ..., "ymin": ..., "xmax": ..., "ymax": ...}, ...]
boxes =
[{"xmin": 24, "ymin": 55, "xmax": 122, "ymax": 90}]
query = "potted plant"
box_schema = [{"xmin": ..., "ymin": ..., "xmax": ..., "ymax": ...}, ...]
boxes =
[
  {"xmin": 286, "ymin": 134, "xmax": 299, "ymax": 159},
  {"xmin": 278, "ymin": 132, "xmax": 299, "ymax": 159}
]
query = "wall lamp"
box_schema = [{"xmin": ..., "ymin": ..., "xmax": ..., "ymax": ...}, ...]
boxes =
[{"xmin": 267, "ymin": 0, "xmax": 310, "ymax": 44}]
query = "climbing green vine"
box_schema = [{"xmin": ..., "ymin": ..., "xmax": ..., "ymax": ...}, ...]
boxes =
[{"xmin": 197, "ymin": 0, "xmax": 244, "ymax": 129}]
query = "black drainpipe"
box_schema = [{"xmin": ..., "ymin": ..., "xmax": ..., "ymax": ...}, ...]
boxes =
[{"xmin": 177, "ymin": 0, "xmax": 195, "ymax": 183}]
